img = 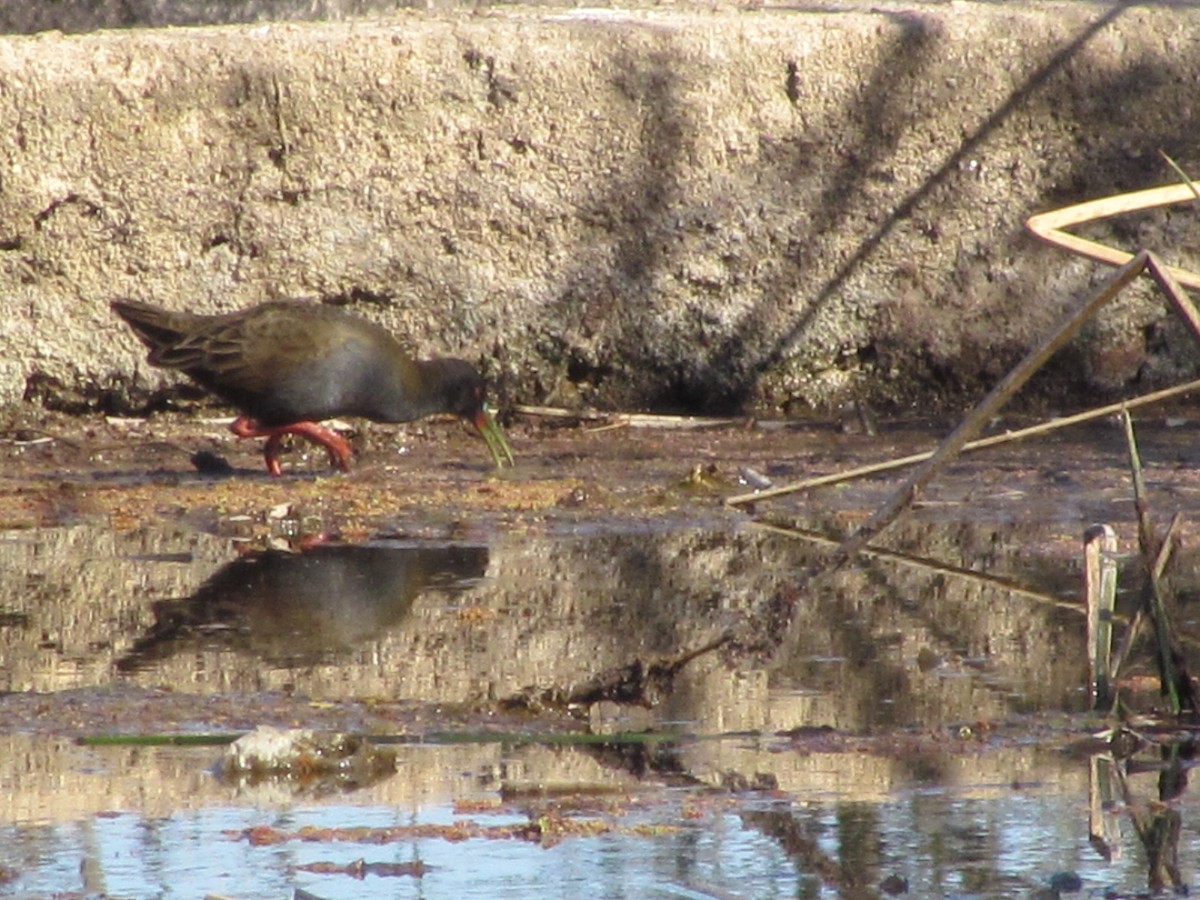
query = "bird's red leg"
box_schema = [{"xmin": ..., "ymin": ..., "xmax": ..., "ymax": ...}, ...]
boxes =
[
  {"xmin": 229, "ymin": 416, "xmax": 353, "ymax": 475},
  {"xmin": 263, "ymin": 433, "xmax": 285, "ymax": 477},
  {"xmin": 282, "ymin": 421, "xmax": 354, "ymax": 472}
]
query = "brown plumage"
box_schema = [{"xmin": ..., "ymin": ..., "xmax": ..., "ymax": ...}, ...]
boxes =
[{"xmin": 111, "ymin": 299, "xmax": 513, "ymax": 475}]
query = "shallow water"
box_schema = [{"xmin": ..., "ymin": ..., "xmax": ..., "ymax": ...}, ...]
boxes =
[
  {"xmin": 0, "ymin": 732, "xmax": 1196, "ymax": 898},
  {"xmin": 0, "ymin": 518, "xmax": 1195, "ymax": 897},
  {"xmin": 0, "ymin": 519, "xmax": 1107, "ymax": 728},
  {"xmin": 3, "ymin": 418, "xmax": 1200, "ymax": 896}
]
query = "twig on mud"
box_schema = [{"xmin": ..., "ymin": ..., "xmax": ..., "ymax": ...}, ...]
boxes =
[
  {"xmin": 585, "ymin": 420, "xmax": 630, "ymax": 434},
  {"xmin": 512, "ymin": 405, "xmax": 609, "ymax": 421},
  {"xmin": 1153, "ymin": 513, "xmax": 1182, "ymax": 583},
  {"xmin": 1121, "ymin": 411, "xmax": 1195, "ymax": 715},
  {"xmin": 1147, "ymin": 252, "xmax": 1200, "ymax": 347},
  {"xmin": 1109, "ymin": 513, "xmax": 1182, "ymax": 684},
  {"xmin": 828, "ymin": 252, "xmax": 1150, "ymax": 569},
  {"xmin": 1158, "ymin": 150, "xmax": 1200, "ymax": 205},
  {"xmin": 1124, "ymin": 411, "xmax": 1153, "ymax": 555},
  {"xmin": 748, "ymin": 518, "xmax": 1079, "ymax": 612},
  {"xmin": 1026, "ymin": 184, "xmax": 1200, "ymax": 288},
  {"xmin": 0, "ymin": 435, "xmax": 52, "ymax": 447},
  {"xmin": 725, "ymin": 377, "xmax": 1200, "ymax": 506},
  {"xmin": 606, "ymin": 412, "xmax": 743, "ymax": 430},
  {"xmin": 513, "ymin": 405, "xmax": 743, "ymax": 430},
  {"xmin": 0, "ymin": 428, "xmax": 78, "ymax": 449},
  {"xmin": 567, "ymin": 633, "xmax": 734, "ymax": 707},
  {"xmin": 500, "ymin": 633, "xmax": 734, "ymax": 712}
]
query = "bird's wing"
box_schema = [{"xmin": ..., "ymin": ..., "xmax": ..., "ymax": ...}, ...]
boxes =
[{"xmin": 157, "ymin": 308, "xmax": 344, "ymax": 396}]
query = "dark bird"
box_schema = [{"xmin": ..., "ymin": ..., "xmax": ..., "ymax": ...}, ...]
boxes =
[{"xmin": 111, "ymin": 299, "xmax": 514, "ymax": 476}]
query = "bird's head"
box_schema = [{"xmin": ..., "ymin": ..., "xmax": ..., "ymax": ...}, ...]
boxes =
[{"xmin": 424, "ymin": 358, "xmax": 514, "ymax": 469}]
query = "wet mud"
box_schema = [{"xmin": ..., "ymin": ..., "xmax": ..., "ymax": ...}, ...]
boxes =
[{"xmin": 4, "ymin": 406, "xmax": 1200, "ymax": 896}]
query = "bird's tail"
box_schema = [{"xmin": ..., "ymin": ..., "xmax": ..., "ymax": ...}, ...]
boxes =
[{"xmin": 110, "ymin": 299, "xmax": 197, "ymax": 351}]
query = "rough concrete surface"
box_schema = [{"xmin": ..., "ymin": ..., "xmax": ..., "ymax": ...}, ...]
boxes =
[{"xmin": 1, "ymin": 2, "xmax": 1199, "ymax": 417}]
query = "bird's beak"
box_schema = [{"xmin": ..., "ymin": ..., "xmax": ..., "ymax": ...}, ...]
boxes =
[{"xmin": 473, "ymin": 405, "xmax": 515, "ymax": 468}]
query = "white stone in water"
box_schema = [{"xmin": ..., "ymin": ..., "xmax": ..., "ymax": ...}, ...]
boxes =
[{"xmin": 220, "ymin": 725, "xmax": 318, "ymax": 773}]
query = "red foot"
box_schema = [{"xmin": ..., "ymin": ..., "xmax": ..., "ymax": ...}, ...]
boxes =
[{"xmin": 229, "ymin": 416, "xmax": 353, "ymax": 476}]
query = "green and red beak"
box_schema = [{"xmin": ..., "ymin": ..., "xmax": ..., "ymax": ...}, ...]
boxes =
[{"xmin": 473, "ymin": 404, "xmax": 515, "ymax": 468}]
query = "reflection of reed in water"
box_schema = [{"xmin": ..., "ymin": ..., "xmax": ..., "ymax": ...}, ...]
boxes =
[{"xmin": 116, "ymin": 543, "xmax": 488, "ymax": 671}]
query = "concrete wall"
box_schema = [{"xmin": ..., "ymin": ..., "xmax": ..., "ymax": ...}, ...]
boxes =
[{"xmin": 1, "ymin": 3, "xmax": 1198, "ymax": 416}]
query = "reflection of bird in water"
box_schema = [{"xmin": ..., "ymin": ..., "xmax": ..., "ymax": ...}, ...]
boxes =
[{"xmin": 116, "ymin": 543, "xmax": 488, "ymax": 672}]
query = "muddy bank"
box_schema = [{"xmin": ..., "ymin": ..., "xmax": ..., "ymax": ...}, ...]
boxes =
[
  {"xmin": 1, "ymin": 4, "xmax": 1199, "ymax": 418},
  {"xmin": 5, "ymin": 406, "xmax": 1200, "ymax": 732}
]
